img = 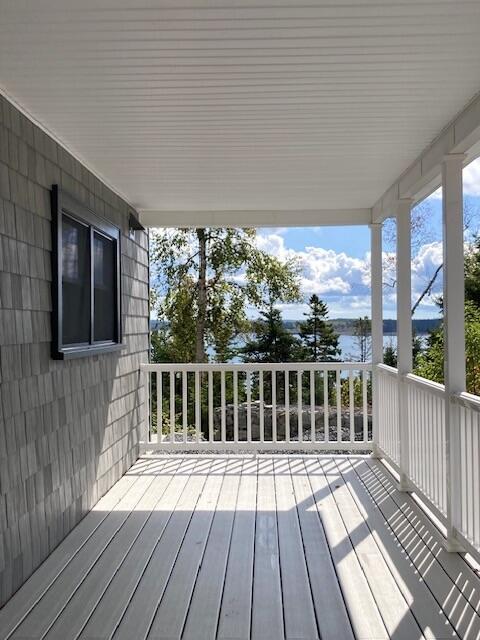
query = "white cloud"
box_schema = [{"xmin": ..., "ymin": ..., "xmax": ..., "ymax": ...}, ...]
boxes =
[{"xmin": 463, "ymin": 158, "xmax": 480, "ymax": 196}]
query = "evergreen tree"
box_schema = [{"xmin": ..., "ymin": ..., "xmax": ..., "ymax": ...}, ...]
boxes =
[
  {"xmin": 298, "ymin": 295, "xmax": 340, "ymax": 361},
  {"xmin": 352, "ymin": 316, "xmax": 372, "ymax": 362},
  {"xmin": 242, "ymin": 305, "xmax": 301, "ymax": 363}
]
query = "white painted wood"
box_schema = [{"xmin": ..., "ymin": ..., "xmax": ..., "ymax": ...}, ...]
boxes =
[
  {"xmin": 208, "ymin": 370, "xmax": 214, "ymax": 443},
  {"xmin": 310, "ymin": 370, "xmax": 316, "ymax": 443},
  {"xmin": 336, "ymin": 369, "xmax": 341, "ymax": 443},
  {"xmin": 5, "ymin": 3, "xmax": 480, "ymax": 218},
  {"xmin": 246, "ymin": 370, "xmax": 252, "ymax": 442},
  {"xmin": 182, "ymin": 460, "xmax": 242, "ymax": 640},
  {"xmin": 297, "ymin": 369, "xmax": 303, "ymax": 442},
  {"xmin": 233, "ymin": 370, "xmax": 239, "ymax": 443},
  {"xmin": 288, "ymin": 459, "xmax": 354, "ymax": 640},
  {"xmin": 147, "ymin": 459, "xmax": 228, "ymax": 639},
  {"xmin": 342, "ymin": 459, "xmax": 462, "ymax": 639},
  {"xmin": 259, "ymin": 370, "xmax": 265, "ymax": 442},
  {"xmin": 362, "ymin": 459, "xmax": 480, "ymax": 639},
  {"xmin": 396, "ymin": 199, "xmax": 413, "ymax": 491},
  {"xmin": 303, "ymin": 457, "xmax": 388, "ymax": 639},
  {"xmin": 0, "ymin": 468, "xmax": 146, "ymax": 639},
  {"xmin": 5, "ymin": 454, "xmax": 480, "ymax": 640},
  {"xmin": 141, "ymin": 208, "xmax": 372, "ymax": 228},
  {"xmin": 272, "ymin": 459, "xmax": 318, "ymax": 639},
  {"xmin": 251, "ymin": 458, "xmax": 284, "ymax": 640},
  {"xmin": 78, "ymin": 459, "xmax": 197, "ymax": 640},
  {"xmin": 272, "ymin": 370, "xmax": 277, "ymax": 443},
  {"xmin": 217, "ymin": 458, "xmax": 257, "ymax": 640},
  {"xmin": 169, "ymin": 371, "xmax": 176, "ymax": 441},
  {"xmin": 43, "ymin": 462, "xmax": 183, "ymax": 640},
  {"xmin": 442, "ymin": 153, "xmax": 467, "ymax": 552},
  {"xmin": 195, "ymin": 370, "xmax": 201, "ymax": 442},
  {"xmin": 284, "ymin": 370, "xmax": 290, "ymax": 442},
  {"xmin": 182, "ymin": 370, "xmax": 188, "ymax": 435},
  {"xmin": 325, "ymin": 458, "xmax": 423, "ymax": 640},
  {"xmin": 220, "ymin": 370, "xmax": 226, "ymax": 442},
  {"xmin": 323, "ymin": 369, "xmax": 328, "ymax": 443},
  {"xmin": 112, "ymin": 460, "xmax": 212, "ymax": 640},
  {"xmin": 371, "ymin": 222, "xmax": 383, "ymax": 456},
  {"xmin": 11, "ymin": 473, "xmax": 158, "ymax": 639}
]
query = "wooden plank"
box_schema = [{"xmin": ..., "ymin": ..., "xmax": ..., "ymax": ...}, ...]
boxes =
[
  {"xmin": 110, "ymin": 458, "xmax": 213, "ymax": 640},
  {"xmin": 288, "ymin": 458, "xmax": 354, "ymax": 640},
  {"xmin": 9, "ymin": 467, "xmax": 162, "ymax": 639},
  {"xmin": 322, "ymin": 458, "xmax": 423, "ymax": 640},
  {"xmin": 216, "ymin": 457, "xmax": 257, "ymax": 640},
  {"xmin": 182, "ymin": 459, "xmax": 242, "ymax": 640},
  {"xmin": 303, "ymin": 457, "xmax": 388, "ymax": 640},
  {"xmin": 42, "ymin": 459, "xmax": 184, "ymax": 639},
  {"xmin": 273, "ymin": 458, "xmax": 318, "ymax": 639},
  {"xmin": 77, "ymin": 457, "xmax": 199, "ymax": 639},
  {"xmin": 365, "ymin": 459, "xmax": 480, "ymax": 636},
  {"xmin": 0, "ymin": 460, "xmax": 157, "ymax": 639},
  {"xmin": 146, "ymin": 458, "xmax": 228, "ymax": 639},
  {"xmin": 339, "ymin": 458, "xmax": 461, "ymax": 639},
  {"xmin": 251, "ymin": 457, "xmax": 284, "ymax": 640}
]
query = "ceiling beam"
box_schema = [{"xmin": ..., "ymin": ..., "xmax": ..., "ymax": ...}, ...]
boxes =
[
  {"xmin": 372, "ymin": 89, "xmax": 480, "ymax": 222},
  {"xmin": 139, "ymin": 208, "xmax": 372, "ymax": 228}
]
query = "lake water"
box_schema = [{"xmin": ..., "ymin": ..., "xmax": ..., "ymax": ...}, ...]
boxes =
[{"xmin": 220, "ymin": 333, "xmax": 401, "ymax": 362}]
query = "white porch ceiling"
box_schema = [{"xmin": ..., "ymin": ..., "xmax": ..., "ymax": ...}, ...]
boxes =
[{"xmin": 1, "ymin": 1, "xmax": 480, "ymax": 217}]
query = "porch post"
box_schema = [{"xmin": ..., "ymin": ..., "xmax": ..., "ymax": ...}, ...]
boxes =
[
  {"xmin": 442, "ymin": 153, "xmax": 466, "ymax": 552},
  {"xmin": 396, "ymin": 198, "xmax": 413, "ymax": 491},
  {"xmin": 370, "ymin": 222, "xmax": 383, "ymax": 458}
]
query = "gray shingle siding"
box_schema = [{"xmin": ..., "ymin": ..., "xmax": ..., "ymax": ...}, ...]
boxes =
[{"xmin": 0, "ymin": 95, "xmax": 149, "ymax": 605}]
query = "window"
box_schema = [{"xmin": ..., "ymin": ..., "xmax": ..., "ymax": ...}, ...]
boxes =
[{"xmin": 51, "ymin": 186, "xmax": 122, "ymax": 359}]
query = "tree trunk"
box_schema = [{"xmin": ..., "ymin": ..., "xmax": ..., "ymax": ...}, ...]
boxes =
[{"xmin": 195, "ymin": 228, "xmax": 207, "ymax": 362}]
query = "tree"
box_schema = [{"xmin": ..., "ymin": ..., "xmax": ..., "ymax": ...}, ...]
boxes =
[
  {"xmin": 352, "ymin": 316, "xmax": 371, "ymax": 362},
  {"xmin": 241, "ymin": 305, "xmax": 302, "ymax": 363},
  {"xmin": 151, "ymin": 228, "xmax": 301, "ymax": 363},
  {"xmin": 464, "ymin": 235, "xmax": 480, "ymax": 307},
  {"xmin": 298, "ymin": 295, "xmax": 340, "ymax": 361}
]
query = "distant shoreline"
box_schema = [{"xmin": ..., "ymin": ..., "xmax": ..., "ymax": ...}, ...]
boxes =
[{"xmin": 150, "ymin": 317, "xmax": 441, "ymax": 335}]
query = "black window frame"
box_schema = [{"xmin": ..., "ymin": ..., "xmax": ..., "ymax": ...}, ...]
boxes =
[{"xmin": 51, "ymin": 185, "xmax": 122, "ymax": 359}]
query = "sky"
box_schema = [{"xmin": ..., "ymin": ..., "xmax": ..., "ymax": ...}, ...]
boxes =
[{"xmin": 254, "ymin": 158, "xmax": 480, "ymax": 320}]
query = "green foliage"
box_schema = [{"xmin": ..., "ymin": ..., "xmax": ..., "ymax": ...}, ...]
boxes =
[
  {"xmin": 383, "ymin": 342, "xmax": 397, "ymax": 367},
  {"xmin": 352, "ymin": 317, "xmax": 371, "ymax": 362},
  {"xmin": 464, "ymin": 235, "xmax": 480, "ymax": 307},
  {"xmin": 242, "ymin": 305, "xmax": 302, "ymax": 363},
  {"xmin": 298, "ymin": 294, "xmax": 340, "ymax": 361},
  {"xmin": 150, "ymin": 227, "xmax": 301, "ymax": 362}
]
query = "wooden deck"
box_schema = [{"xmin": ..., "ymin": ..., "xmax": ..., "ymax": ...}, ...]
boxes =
[{"xmin": 1, "ymin": 455, "xmax": 480, "ymax": 640}]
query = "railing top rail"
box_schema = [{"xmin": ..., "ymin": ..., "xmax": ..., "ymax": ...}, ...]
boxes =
[
  {"xmin": 404, "ymin": 372, "xmax": 445, "ymax": 396},
  {"xmin": 376, "ymin": 363, "xmax": 398, "ymax": 376},
  {"xmin": 141, "ymin": 361, "xmax": 372, "ymax": 372},
  {"xmin": 453, "ymin": 391, "xmax": 480, "ymax": 413}
]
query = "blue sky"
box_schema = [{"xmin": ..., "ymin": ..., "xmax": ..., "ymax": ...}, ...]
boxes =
[{"xmin": 255, "ymin": 158, "xmax": 480, "ymax": 321}]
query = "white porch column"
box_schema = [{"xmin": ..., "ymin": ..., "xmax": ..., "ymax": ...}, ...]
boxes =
[
  {"xmin": 442, "ymin": 153, "xmax": 466, "ymax": 552},
  {"xmin": 370, "ymin": 223, "xmax": 383, "ymax": 458},
  {"xmin": 396, "ymin": 199, "xmax": 413, "ymax": 491}
]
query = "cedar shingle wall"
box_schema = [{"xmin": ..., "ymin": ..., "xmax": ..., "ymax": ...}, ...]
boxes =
[{"xmin": 0, "ymin": 95, "xmax": 149, "ymax": 605}]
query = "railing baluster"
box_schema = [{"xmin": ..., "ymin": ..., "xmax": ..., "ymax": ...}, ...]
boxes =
[
  {"xmin": 272, "ymin": 370, "xmax": 277, "ymax": 443},
  {"xmin": 195, "ymin": 371, "xmax": 201, "ymax": 443},
  {"xmin": 285, "ymin": 370, "xmax": 290, "ymax": 442},
  {"xmin": 157, "ymin": 370, "xmax": 162, "ymax": 441},
  {"xmin": 182, "ymin": 371, "xmax": 188, "ymax": 437},
  {"xmin": 310, "ymin": 370, "xmax": 315, "ymax": 443},
  {"xmin": 233, "ymin": 370, "xmax": 239, "ymax": 443},
  {"xmin": 362, "ymin": 369, "xmax": 368, "ymax": 442},
  {"xmin": 349, "ymin": 370, "xmax": 355, "ymax": 442},
  {"xmin": 323, "ymin": 369, "xmax": 328, "ymax": 443},
  {"xmin": 246, "ymin": 371, "xmax": 252, "ymax": 442},
  {"xmin": 221, "ymin": 370, "xmax": 226, "ymax": 442},
  {"xmin": 336, "ymin": 369, "xmax": 341, "ymax": 442},
  {"xmin": 297, "ymin": 370, "xmax": 303, "ymax": 443},
  {"xmin": 208, "ymin": 370, "xmax": 214, "ymax": 443},
  {"xmin": 259, "ymin": 371, "xmax": 264, "ymax": 443},
  {"xmin": 170, "ymin": 371, "xmax": 176, "ymax": 442}
]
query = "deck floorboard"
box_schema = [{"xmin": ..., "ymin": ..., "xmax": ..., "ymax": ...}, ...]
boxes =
[{"xmin": 1, "ymin": 454, "xmax": 480, "ymax": 640}]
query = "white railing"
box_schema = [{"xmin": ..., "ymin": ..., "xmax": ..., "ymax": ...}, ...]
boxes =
[
  {"xmin": 376, "ymin": 365, "xmax": 480, "ymax": 561},
  {"xmin": 454, "ymin": 392, "xmax": 480, "ymax": 555},
  {"xmin": 377, "ymin": 364, "xmax": 400, "ymax": 465},
  {"xmin": 405, "ymin": 373, "xmax": 447, "ymax": 516},
  {"xmin": 141, "ymin": 362, "xmax": 373, "ymax": 451}
]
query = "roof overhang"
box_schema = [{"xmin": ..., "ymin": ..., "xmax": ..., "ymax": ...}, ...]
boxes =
[{"xmin": 2, "ymin": 1, "xmax": 480, "ymax": 227}]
